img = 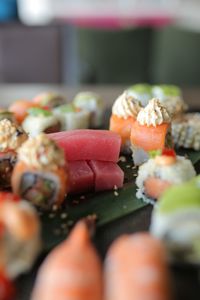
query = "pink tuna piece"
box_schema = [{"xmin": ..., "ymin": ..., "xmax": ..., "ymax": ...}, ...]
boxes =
[
  {"xmin": 68, "ymin": 161, "xmax": 94, "ymax": 194},
  {"xmin": 48, "ymin": 130, "xmax": 121, "ymax": 162},
  {"xmin": 88, "ymin": 161, "xmax": 124, "ymax": 192}
]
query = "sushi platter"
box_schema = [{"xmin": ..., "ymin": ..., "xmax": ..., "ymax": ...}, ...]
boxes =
[{"xmin": 0, "ymin": 85, "xmax": 199, "ymax": 299}]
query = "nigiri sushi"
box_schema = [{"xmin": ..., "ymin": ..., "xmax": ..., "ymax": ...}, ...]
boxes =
[
  {"xmin": 0, "ymin": 192, "xmax": 41, "ymax": 278},
  {"xmin": 172, "ymin": 113, "xmax": 200, "ymax": 150},
  {"xmin": 150, "ymin": 176, "xmax": 200, "ymax": 263},
  {"xmin": 31, "ymin": 220, "xmax": 103, "ymax": 300},
  {"xmin": 32, "ymin": 92, "xmax": 65, "ymax": 109},
  {"xmin": 109, "ymin": 91, "xmax": 141, "ymax": 154},
  {"xmin": 73, "ymin": 91, "xmax": 104, "ymax": 128},
  {"xmin": 12, "ymin": 133, "xmax": 68, "ymax": 210},
  {"xmin": 9, "ymin": 100, "xmax": 39, "ymax": 124},
  {"xmin": 136, "ymin": 149, "xmax": 196, "ymax": 204},
  {"xmin": 126, "ymin": 83, "xmax": 152, "ymax": 106},
  {"xmin": 104, "ymin": 232, "xmax": 171, "ymax": 300},
  {"xmin": 130, "ymin": 98, "xmax": 172, "ymax": 165},
  {"xmin": 0, "ymin": 119, "xmax": 27, "ymax": 189},
  {"xmin": 22, "ymin": 107, "xmax": 61, "ymax": 136},
  {"xmin": 53, "ymin": 104, "xmax": 90, "ymax": 131},
  {"xmin": 152, "ymin": 85, "xmax": 187, "ymax": 118}
]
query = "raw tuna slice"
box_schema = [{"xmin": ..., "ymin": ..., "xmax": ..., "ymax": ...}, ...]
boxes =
[
  {"xmin": 48, "ymin": 130, "xmax": 121, "ymax": 162},
  {"xmin": 88, "ymin": 161, "xmax": 124, "ymax": 192},
  {"xmin": 68, "ymin": 161, "xmax": 94, "ymax": 194}
]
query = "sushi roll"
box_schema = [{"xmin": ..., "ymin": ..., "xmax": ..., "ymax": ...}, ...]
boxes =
[
  {"xmin": 109, "ymin": 91, "xmax": 141, "ymax": 154},
  {"xmin": 33, "ymin": 92, "xmax": 65, "ymax": 109},
  {"xmin": 53, "ymin": 104, "xmax": 90, "ymax": 131},
  {"xmin": 11, "ymin": 134, "xmax": 68, "ymax": 210},
  {"xmin": 73, "ymin": 91, "xmax": 104, "ymax": 128},
  {"xmin": 9, "ymin": 100, "xmax": 39, "ymax": 124},
  {"xmin": 172, "ymin": 113, "xmax": 200, "ymax": 150},
  {"xmin": 152, "ymin": 85, "xmax": 187, "ymax": 118},
  {"xmin": 0, "ymin": 192, "xmax": 41, "ymax": 278},
  {"xmin": 150, "ymin": 176, "xmax": 200, "ymax": 264},
  {"xmin": 136, "ymin": 149, "xmax": 196, "ymax": 204},
  {"xmin": 31, "ymin": 220, "xmax": 103, "ymax": 300},
  {"xmin": 0, "ymin": 119, "xmax": 27, "ymax": 189},
  {"xmin": 104, "ymin": 232, "xmax": 171, "ymax": 300},
  {"xmin": 22, "ymin": 107, "xmax": 61, "ymax": 136},
  {"xmin": 130, "ymin": 98, "xmax": 172, "ymax": 165},
  {"xmin": 126, "ymin": 83, "xmax": 152, "ymax": 106}
]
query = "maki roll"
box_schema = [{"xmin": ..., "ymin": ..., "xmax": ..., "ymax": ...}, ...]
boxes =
[
  {"xmin": 105, "ymin": 232, "xmax": 171, "ymax": 300},
  {"xmin": 136, "ymin": 149, "xmax": 196, "ymax": 204},
  {"xmin": 0, "ymin": 119, "xmax": 27, "ymax": 189},
  {"xmin": 73, "ymin": 91, "xmax": 104, "ymax": 128},
  {"xmin": 130, "ymin": 98, "xmax": 172, "ymax": 165},
  {"xmin": 9, "ymin": 100, "xmax": 39, "ymax": 124},
  {"xmin": 150, "ymin": 177, "xmax": 200, "ymax": 264},
  {"xmin": 152, "ymin": 85, "xmax": 187, "ymax": 118},
  {"xmin": 33, "ymin": 92, "xmax": 65, "ymax": 109},
  {"xmin": 109, "ymin": 91, "xmax": 141, "ymax": 154},
  {"xmin": 12, "ymin": 134, "xmax": 68, "ymax": 209},
  {"xmin": 126, "ymin": 83, "xmax": 152, "ymax": 106},
  {"xmin": 53, "ymin": 104, "xmax": 90, "ymax": 131},
  {"xmin": 22, "ymin": 107, "xmax": 61, "ymax": 136},
  {"xmin": 172, "ymin": 113, "xmax": 200, "ymax": 150},
  {"xmin": 0, "ymin": 192, "xmax": 41, "ymax": 278},
  {"xmin": 31, "ymin": 220, "xmax": 103, "ymax": 300}
]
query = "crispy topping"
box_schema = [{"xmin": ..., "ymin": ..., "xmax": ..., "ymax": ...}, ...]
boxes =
[
  {"xmin": 18, "ymin": 133, "xmax": 65, "ymax": 170},
  {"xmin": 112, "ymin": 91, "xmax": 141, "ymax": 119},
  {"xmin": 137, "ymin": 98, "xmax": 171, "ymax": 127},
  {"xmin": 0, "ymin": 119, "xmax": 27, "ymax": 151}
]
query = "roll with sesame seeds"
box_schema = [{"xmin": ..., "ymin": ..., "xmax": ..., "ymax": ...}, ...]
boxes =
[{"xmin": 11, "ymin": 134, "xmax": 68, "ymax": 210}]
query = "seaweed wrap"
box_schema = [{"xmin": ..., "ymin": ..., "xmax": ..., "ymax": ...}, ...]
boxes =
[
  {"xmin": 12, "ymin": 134, "xmax": 68, "ymax": 209},
  {"xmin": 22, "ymin": 107, "xmax": 61, "ymax": 136},
  {"xmin": 53, "ymin": 104, "xmax": 90, "ymax": 131},
  {"xmin": 136, "ymin": 149, "xmax": 196, "ymax": 204},
  {"xmin": 0, "ymin": 119, "xmax": 27, "ymax": 189},
  {"xmin": 73, "ymin": 91, "xmax": 104, "ymax": 128},
  {"xmin": 109, "ymin": 91, "xmax": 141, "ymax": 154},
  {"xmin": 150, "ymin": 176, "xmax": 200, "ymax": 263}
]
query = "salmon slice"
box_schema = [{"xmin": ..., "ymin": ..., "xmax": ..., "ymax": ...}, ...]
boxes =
[
  {"xmin": 31, "ymin": 221, "xmax": 103, "ymax": 300},
  {"xmin": 144, "ymin": 177, "xmax": 172, "ymax": 200},
  {"xmin": 9, "ymin": 100, "xmax": 39, "ymax": 124},
  {"xmin": 109, "ymin": 114, "xmax": 135, "ymax": 145},
  {"xmin": 104, "ymin": 232, "xmax": 171, "ymax": 300},
  {"xmin": 130, "ymin": 121, "xmax": 169, "ymax": 151}
]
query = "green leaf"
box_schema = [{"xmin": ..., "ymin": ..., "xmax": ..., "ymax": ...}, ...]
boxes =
[{"xmin": 28, "ymin": 107, "xmax": 52, "ymax": 117}]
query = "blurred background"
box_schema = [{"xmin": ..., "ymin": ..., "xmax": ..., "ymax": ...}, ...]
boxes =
[{"xmin": 0, "ymin": 0, "xmax": 200, "ymax": 85}]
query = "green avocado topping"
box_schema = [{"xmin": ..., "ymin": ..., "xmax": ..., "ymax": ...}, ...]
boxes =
[
  {"xmin": 153, "ymin": 85, "xmax": 181, "ymax": 97},
  {"xmin": 148, "ymin": 149, "xmax": 162, "ymax": 159},
  {"xmin": 127, "ymin": 84, "xmax": 152, "ymax": 95},
  {"xmin": 158, "ymin": 178, "xmax": 200, "ymax": 214},
  {"xmin": 28, "ymin": 107, "xmax": 52, "ymax": 117},
  {"xmin": 74, "ymin": 92, "xmax": 102, "ymax": 105},
  {"xmin": 56, "ymin": 104, "xmax": 76, "ymax": 113}
]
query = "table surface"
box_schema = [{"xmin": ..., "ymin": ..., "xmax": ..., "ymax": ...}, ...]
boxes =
[{"xmin": 1, "ymin": 84, "xmax": 200, "ymax": 300}]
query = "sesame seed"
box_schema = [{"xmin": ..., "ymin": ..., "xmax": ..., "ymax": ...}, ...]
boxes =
[
  {"xmin": 60, "ymin": 213, "xmax": 68, "ymax": 219},
  {"xmin": 80, "ymin": 195, "xmax": 85, "ymax": 200},
  {"xmin": 114, "ymin": 191, "xmax": 119, "ymax": 196},
  {"xmin": 126, "ymin": 165, "xmax": 131, "ymax": 168},
  {"xmin": 118, "ymin": 156, "xmax": 126, "ymax": 162},
  {"xmin": 52, "ymin": 204, "xmax": 58, "ymax": 212}
]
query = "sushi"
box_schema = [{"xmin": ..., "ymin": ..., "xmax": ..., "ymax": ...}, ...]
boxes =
[
  {"xmin": 150, "ymin": 176, "xmax": 200, "ymax": 264},
  {"xmin": 0, "ymin": 192, "xmax": 41, "ymax": 278},
  {"xmin": 152, "ymin": 85, "xmax": 187, "ymax": 118},
  {"xmin": 126, "ymin": 83, "xmax": 152, "ymax": 106},
  {"xmin": 130, "ymin": 98, "xmax": 172, "ymax": 165},
  {"xmin": 53, "ymin": 104, "xmax": 90, "ymax": 131},
  {"xmin": 31, "ymin": 220, "xmax": 103, "ymax": 300},
  {"xmin": 11, "ymin": 133, "xmax": 68, "ymax": 210},
  {"xmin": 0, "ymin": 119, "xmax": 27, "ymax": 189},
  {"xmin": 9, "ymin": 100, "xmax": 39, "ymax": 124},
  {"xmin": 22, "ymin": 107, "xmax": 61, "ymax": 136},
  {"xmin": 109, "ymin": 91, "xmax": 142, "ymax": 154},
  {"xmin": 32, "ymin": 92, "xmax": 65, "ymax": 109},
  {"xmin": 136, "ymin": 149, "xmax": 196, "ymax": 204},
  {"xmin": 172, "ymin": 113, "xmax": 200, "ymax": 150},
  {"xmin": 104, "ymin": 232, "xmax": 171, "ymax": 300},
  {"xmin": 73, "ymin": 91, "xmax": 104, "ymax": 128}
]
